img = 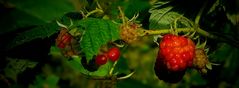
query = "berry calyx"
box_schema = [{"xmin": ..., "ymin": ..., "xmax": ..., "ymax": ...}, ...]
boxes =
[
  {"xmin": 107, "ymin": 47, "xmax": 120, "ymax": 62},
  {"xmin": 95, "ymin": 54, "xmax": 108, "ymax": 65}
]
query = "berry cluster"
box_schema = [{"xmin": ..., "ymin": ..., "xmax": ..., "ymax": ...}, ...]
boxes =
[
  {"xmin": 95, "ymin": 47, "xmax": 121, "ymax": 65},
  {"xmin": 80, "ymin": 47, "xmax": 120, "ymax": 72}
]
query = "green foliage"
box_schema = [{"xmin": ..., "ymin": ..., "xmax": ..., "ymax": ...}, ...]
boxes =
[
  {"xmin": 29, "ymin": 75, "xmax": 59, "ymax": 88},
  {"xmin": 0, "ymin": 9, "xmax": 45, "ymax": 35},
  {"xmin": 149, "ymin": 2, "xmax": 191, "ymax": 29},
  {"xmin": 117, "ymin": 79, "xmax": 152, "ymax": 88},
  {"xmin": 4, "ymin": 58, "xmax": 37, "ymax": 81},
  {"xmin": 209, "ymin": 43, "xmax": 239, "ymax": 81},
  {"xmin": 77, "ymin": 18, "xmax": 120, "ymax": 62},
  {"xmin": 9, "ymin": 0, "xmax": 75, "ymax": 22},
  {"xmin": 1, "ymin": 0, "xmax": 239, "ymax": 88},
  {"xmin": 123, "ymin": 0, "xmax": 151, "ymax": 19},
  {"xmin": 107, "ymin": 0, "xmax": 150, "ymax": 21},
  {"xmin": 8, "ymin": 22, "xmax": 59, "ymax": 49}
]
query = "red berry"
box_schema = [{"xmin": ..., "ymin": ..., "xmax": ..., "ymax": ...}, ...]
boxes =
[
  {"xmin": 95, "ymin": 54, "xmax": 108, "ymax": 65},
  {"xmin": 57, "ymin": 42, "xmax": 66, "ymax": 48},
  {"xmin": 107, "ymin": 47, "xmax": 120, "ymax": 62},
  {"xmin": 154, "ymin": 58, "xmax": 186, "ymax": 83},
  {"xmin": 61, "ymin": 34, "xmax": 72, "ymax": 44},
  {"xmin": 56, "ymin": 28, "xmax": 72, "ymax": 48},
  {"xmin": 158, "ymin": 34, "xmax": 195, "ymax": 72}
]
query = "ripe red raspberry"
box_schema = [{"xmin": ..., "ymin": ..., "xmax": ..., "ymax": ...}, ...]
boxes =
[
  {"xmin": 107, "ymin": 47, "xmax": 120, "ymax": 62},
  {"xmin": 154, "ymin": 57, "xmax": 186, "ymax": 83},
  {"xmin": 158, "ymin": 34, "xmax": 195, "ymax": 72},
  {"xmin": 95, "ymin": 54, "xmax": 108, "ymax": 65}
]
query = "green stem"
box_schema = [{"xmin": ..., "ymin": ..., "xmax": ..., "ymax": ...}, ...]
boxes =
[
  {"xmin": 195, "ymin": 1, "xmax": 208, "ymax": 24},
  {"xmin": 118, "ymin": 6, "xmax": 126, "ymax": 25},
  {"xmin": 85, "ymin": 8, "xmax": 104, "ymax": 18},
  {"xmin": 195, "ymin": 27, "xmax": 217, "ymax": 39},
  {"xmin": 109, "ymin": 61, "xmax": 118, "ymax": 76},
  {"xmin": 117, "ymin": 71, "xmax": 135, "ymax": 80},
  {"xmin": 141, "ymin": 27, "xmax": 217, "ymax": 39},
  {"xmin": 141, "ymin": 28, "xmax": 195, "ymax": 36}
]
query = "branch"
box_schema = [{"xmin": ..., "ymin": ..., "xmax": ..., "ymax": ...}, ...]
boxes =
[
  {"xmin": 140, "ymin": 28, "xmax": 194, "ymax": 36},
  {"xmin": 140, "ymin": 27, "xmax": 218, "ymax": 39}
]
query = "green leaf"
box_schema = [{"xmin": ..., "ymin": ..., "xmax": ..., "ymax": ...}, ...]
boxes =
[
  {"xmin": 206, "ymin": 63, "xmax": 212, "ymax": 70},
  {"xmin": 9, "ymin": 0, "xmax": 75, "ymax": 22},
  {"xmin": 108, "ymin": 0, "xmax": 150, "ymax": 21},
  {"xmin": 77, "ymin": 18, "xmax": 120, "ymax": 62},
  {"xmin": 30, "ymin": 75, "xmax": 59, "ymax": 88},
  {"xmin": 124, "ymin": 0, "xmax": 151, "ymax": 18},
  {"xmin": 114, "ymin": 57, "xmax": 130, "ymax": 74},
  {"xmin": 209, "ymin": 43, "xmax": 239, "ymax": 81},
  {"xmin": 207, "ymin": 0, "xmax": 220, "ymax": 14},
  {"xmin": 149, "ymin": 6, "xmax": 175, "ymax": 29},
  {"xmin": 4, "ymin": 58, "xmax": 38, "ymax": 81},
  {"xmin": 209, "ymin": 43, "xmax": 232, "ymax": 62},
  {"xmin": 185, "ymin": 70, "xmax": 207, "ymax": 86},
  {"xmin": 226, "ymin": 13, "xmax": 238, "ymax": 25},
  {"xmin": 0, "ymin": 9, "xmax": 45, "ymax": 35},
  {"xmin": 8, "ymin": 22, "xmax": 59, "ymax": 49},
  {"xmin": 45, "ymin": 75, "xmax": 60, "ymax": 88},
  {"xmin": 149, "ymin": 1, "xmax": 193, "ymax": 29}
]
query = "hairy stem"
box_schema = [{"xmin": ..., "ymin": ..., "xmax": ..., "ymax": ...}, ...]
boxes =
[
  {"xmin": 109, "ymin": 61, "xmax": 118, "ymax": 76},
  {"xmin": 141, "ymin": 28, "xmax": 194, "ymax": 36},
  {"xmin": 85, "ymin": 8, "xmax": 104, "ymax": 18},
  {"xmin": 195, "ymin": 27, "xmax": 218, "ymax": 39},
  {"xmin": 141, "ymin": 27, "xmax": 217, "ymax": 39}
]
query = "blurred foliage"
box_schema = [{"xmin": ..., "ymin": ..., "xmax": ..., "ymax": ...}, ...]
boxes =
[
  {"xmin": 8, "ymin": 0, "xmax": 75, "ymax": 22},
  {"xmin": 0, "ymin": 0, "xmax": 238, "ymax": 88}
]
